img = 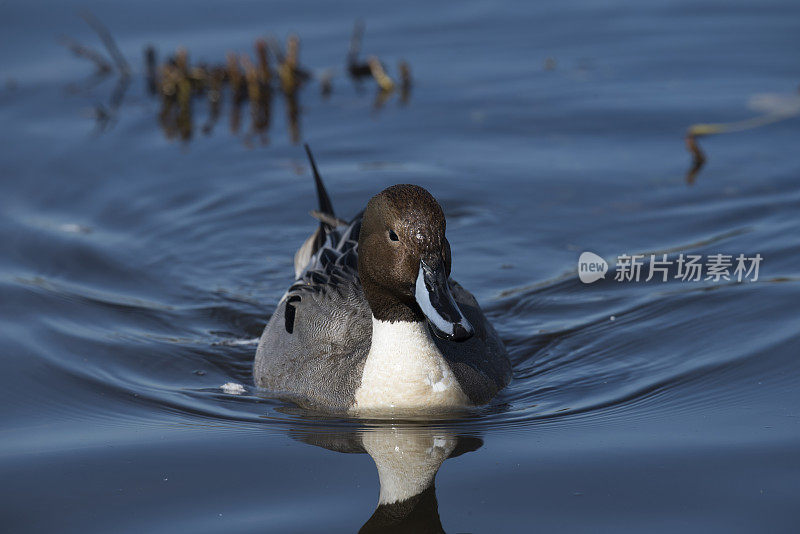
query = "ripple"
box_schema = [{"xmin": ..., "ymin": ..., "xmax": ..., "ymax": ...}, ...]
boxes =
[{"xmin": 5, "ymin": 232, "xmax": 797, "ymax": 441}]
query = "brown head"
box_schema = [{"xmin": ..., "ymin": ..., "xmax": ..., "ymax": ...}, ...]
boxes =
[{"xmin": 357, "ymin": 184, "xmax": 473, "ymax": 341}]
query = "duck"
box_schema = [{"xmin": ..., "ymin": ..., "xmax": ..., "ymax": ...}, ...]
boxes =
[{"xmin": 253, "ymin": 145, "xmax": 511, "ymax": 413}]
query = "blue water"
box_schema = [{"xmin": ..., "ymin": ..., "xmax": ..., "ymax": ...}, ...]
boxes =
[{"xmin": 1, "ymin": 0, "xmax": 799, "ymax": 531}]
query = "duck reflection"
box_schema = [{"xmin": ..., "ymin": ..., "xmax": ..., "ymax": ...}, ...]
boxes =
[{"xmin": 294, "ymin": 425, "xmax": 482, "ymax": 533}]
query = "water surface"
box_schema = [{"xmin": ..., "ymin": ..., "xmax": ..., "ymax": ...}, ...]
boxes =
[{"xmin": 1, "ymin": 0, "xmax": 799, "ymax": 532}]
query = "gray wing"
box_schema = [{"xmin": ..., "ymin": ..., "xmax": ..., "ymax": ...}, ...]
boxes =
[
  {"xmin": 254, "ymin": 217, "xmax": 371, "ymax": 411},
  {"xmin": 435, "ymin": 281, "xmax": 513, "ymax": 405},
  {"xmin": 253, "ymin": 280, "xmax": 371, "ymax": 411}
]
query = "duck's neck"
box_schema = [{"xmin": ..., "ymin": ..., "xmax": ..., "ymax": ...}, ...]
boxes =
[{"xmin": 351, "ymin": 317, "xmax": 469, "ymax": 412}]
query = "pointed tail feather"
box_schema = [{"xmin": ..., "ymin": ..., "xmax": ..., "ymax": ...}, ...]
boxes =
[
  {"xmin": 294, "ymin": 144, "xmax": 336, "ymax": 278},
  {"xmin": 304, "ymin": 144, "xmax": 335, "ymax": 224}
]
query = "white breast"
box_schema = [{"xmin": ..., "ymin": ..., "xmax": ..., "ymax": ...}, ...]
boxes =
[{"xmin": 351, "ymin": 317, "xmax": 469, "ymax": 413}]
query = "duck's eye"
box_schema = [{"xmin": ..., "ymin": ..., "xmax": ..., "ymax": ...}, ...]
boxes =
[{"xmin": 388, "ymin": 229, "xmax": 399, "ymax": 242}]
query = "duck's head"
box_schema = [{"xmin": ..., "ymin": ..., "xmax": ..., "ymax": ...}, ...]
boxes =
[{"xmin": 357, "ymin": 184, "xmax": 474, "ymax": 342}]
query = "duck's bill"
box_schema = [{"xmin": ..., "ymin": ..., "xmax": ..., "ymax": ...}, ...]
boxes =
[{"xmin": 415, "ymin": 260, "xmax": 474, "ymax": 342}]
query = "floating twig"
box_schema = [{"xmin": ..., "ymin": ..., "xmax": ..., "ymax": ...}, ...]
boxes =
[
  {"xmin": 684, "ymin": 100, "xmax": 799, "ymax": 184},
  {"xmin": 688, "ymin": 113, "xmax": 792, "ymax": 138}
]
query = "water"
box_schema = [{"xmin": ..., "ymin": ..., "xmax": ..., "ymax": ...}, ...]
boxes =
[{"xmin": 2, "ymin": 0, "xmax": 799, "ymax": 531}]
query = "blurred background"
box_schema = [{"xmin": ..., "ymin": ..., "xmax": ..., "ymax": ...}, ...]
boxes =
[{"xmin": 1, "ymin": 0, "xmax": 799, "ymax": 532}]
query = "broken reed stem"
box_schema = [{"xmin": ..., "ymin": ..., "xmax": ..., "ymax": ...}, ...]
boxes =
[
  {"xmin": 70, "ymin": 17, "xmax": 411, "ymax": 143},
  {"xmin": 174, "ymin": 48, "xmax": 188, "ymax": 74},
  {"xmin": 226, "ymin": 52, "xmax": 246, "ymax": 102},
  {"xmin": 399, "ymin": 60, "xmax": 412, "ymax": 103},
  {"xmin": 267, "ymin": 36, "xmax": 285, "ymax": 64},
  {"xmin": 346, "ymin": 23, "xmax": 370, "ymax": 77},
  {"xmin": 255, "ymin": 39, "xmax": 272, "ymax": 86},
  {"xmin": 399, "ymin": 60, "xmax": 411, "ymax": 89},
  {"xmin": 202, "ymin": 67, "xmax": 224, "ymax": 135},
  {"xmin": 59, "ymin": 35, "xmax": 113, "ymax": 74},
  {"xmin": 348, "ymin": 19, "xmax": 365, "ymax": 65},
  {"xmin": 80, "ymin": 11, "xmax": 131, "ymax": 77},
  {"xmin": 145, "ymin": 46, "xmax": 158, "ymax": 94},
  {"xmin": 241, "ymin": 55, "xmax": 262, "ymax": 104},
  {"xmin": 279, "ymin": 35, "xmax": 302, "ymax": 95},
  {"xmin": 175, "ymin": 49, "xmax": 192, "ymax": 135},
  {"xmin": 368, "ymin": 56, "xmax": 394, "ymax": 92}
]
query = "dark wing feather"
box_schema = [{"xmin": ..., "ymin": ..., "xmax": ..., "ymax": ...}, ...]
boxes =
[{"xmin": 285, "ymin": 215, "xmax": 362, "ymax": 333}]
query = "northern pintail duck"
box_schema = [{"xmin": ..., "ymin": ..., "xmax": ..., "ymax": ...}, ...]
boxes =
[{"xmin": 254, "ymin": 146, "xmax": 511, "ymax": 413}]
